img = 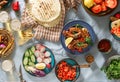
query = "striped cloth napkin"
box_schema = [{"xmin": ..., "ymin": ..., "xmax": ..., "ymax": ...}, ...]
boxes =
[{"xmin": 21, "ymin": 0, "xmax": 65, "ymax": 42}]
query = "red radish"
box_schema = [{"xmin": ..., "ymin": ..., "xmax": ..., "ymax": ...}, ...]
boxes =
[
  {"xmin": 94, "ymin": 0, "xmax": 103, "ymax": 4},
  {"xmin": 36, "ymin": 44, "xmax": 42, "ymax": 50},
  {"xmin": 12, "ymin": 1, "xmax": 20, "ymax": 11},
  {"xmin": 37, "ymin": 57, "xmax": 42, "ymax": 63},
  {"xmin": 46, "ymin": 64, "xmax": 51, "ymax": 69},
  {"xmin": 115, "ymin": 13, "xmax": 120, "ymax": 19},
  {"xmin": 101, "ymin": 2, "xmax": 107, "ymax": 11},
  {"xmin": 105, "ymin": 0, "xmax": 117, "ymax": 9},
  {"xmin": 44, "ymin": 51, "xmax": 50, "ymax": 57},
  {"xmin": 91, "ymin": 5, "xmax": 102, "ymax": 13}
]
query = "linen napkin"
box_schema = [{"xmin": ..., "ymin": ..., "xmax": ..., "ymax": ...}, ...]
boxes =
[{"xmin": 21, "ymin": 0, "xmax": 65, "ymax": 42}]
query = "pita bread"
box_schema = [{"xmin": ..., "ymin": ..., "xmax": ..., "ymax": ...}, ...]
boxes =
[{"xmin": 28, "ymin": 0, "xmax": 61, "ymax": 23}]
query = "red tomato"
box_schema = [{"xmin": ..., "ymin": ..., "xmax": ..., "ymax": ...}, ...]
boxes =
[
  {"xmin": 94, "ymin": 0, "xmax": 103, "ymax": 4},
  {"xmin": 105, "ymin": 0, "xmax": 117, "ymax": 9},
  {"xmin": 101, "ymin": 2, "xmax": 107, "ymax": 11},
  {"xmin": 12, "ymin": 1, "xmax": 20, "ymax": 11},
  {"xmin": 91, "ymin": 5, "xmax": 102, "ymax": 13}
]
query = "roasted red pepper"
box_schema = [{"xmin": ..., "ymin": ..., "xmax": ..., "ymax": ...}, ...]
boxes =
[{"xmin": 12, "ymin": 1, "xmax": 20, "ymax": 11}]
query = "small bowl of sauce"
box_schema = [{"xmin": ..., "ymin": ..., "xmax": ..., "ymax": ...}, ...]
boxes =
[{"xmin": 98, "ymin": 39, "xmax": 112, "ymax": 54}]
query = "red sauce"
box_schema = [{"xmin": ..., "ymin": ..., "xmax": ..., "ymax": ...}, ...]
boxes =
[{"xmin": 98, "ymin": 39, "xmax": 111, "ymax": 52}]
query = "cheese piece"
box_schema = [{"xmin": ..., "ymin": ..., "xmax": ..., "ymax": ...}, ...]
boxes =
[{"xmin": 111, "ymin": 19, "xmax": 120, "ymax": 28}]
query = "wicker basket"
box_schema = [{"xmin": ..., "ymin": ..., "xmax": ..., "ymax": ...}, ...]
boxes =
[{"xmin": 0, "ymin": 29, "xmax": 15, "ymax": 58}]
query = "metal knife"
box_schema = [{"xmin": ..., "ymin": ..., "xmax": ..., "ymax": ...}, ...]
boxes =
[{"xmin": 19, "ymin": 65, "xmax": 26, "ymax": 82}]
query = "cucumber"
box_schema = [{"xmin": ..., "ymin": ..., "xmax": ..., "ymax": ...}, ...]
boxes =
[
  {"xmin": 30, "ymin": 46, "xmax": 36, "ymax": 52},
  {"xmin": 31, "ymin": 55, "xmax": 36, "ymax": 63},
  {"xmin": 25, "ymin": 50, "xmax": 30, "ymax": 57},
  {"xmin": 29, "ymin": 58, "xmax": 32, "ymax": 63},
  {"xmin": 24, "ymin": 65, "xmax": 29, "ymax": 71},
  {"xmin": 28, "ymin": 62, "xmax": 35, "ymax": 66},
  {"xmin": 29, "ymin": 49, "xmax": 34, "ymax": 56},
  {"xmin": 23, "ymin": 57, "xmax": 28, "ymax": 65}
]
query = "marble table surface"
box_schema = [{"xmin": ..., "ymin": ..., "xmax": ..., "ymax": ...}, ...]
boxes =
[{"xmin": 0, "ymin": 0, "xmax": 120, "ymax": 82}]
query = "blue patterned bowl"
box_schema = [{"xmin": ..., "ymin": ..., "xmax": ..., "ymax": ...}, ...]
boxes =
[{"xmin": 60, "ymin": 20, "xmax": 96, "ymax": 55}]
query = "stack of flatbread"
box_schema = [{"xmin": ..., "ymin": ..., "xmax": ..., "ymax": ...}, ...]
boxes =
[{"xmin": 27, "ymin": 0, "xmax": 61, "ymax": 27}]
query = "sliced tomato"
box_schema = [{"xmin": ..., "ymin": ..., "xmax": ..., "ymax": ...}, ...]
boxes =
[
  {"xmin": 105, "ymin": 0, "xmax": 117, "ymax": 9},
  {"xmin": 91, "ymin": 5, "xmax": 102, "ymax": 13},
  {"xmin": 101, "ymin": 2, "xmax": 107, "ymax": 11},
  {"xmin": 94, "ymin": 0, "xmax": 103, "ymax": 4}
]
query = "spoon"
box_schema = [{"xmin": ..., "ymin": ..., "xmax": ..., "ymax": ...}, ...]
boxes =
[{"xmin": 72, "ymin": 64, "xmax": 90, "ymax": 68}]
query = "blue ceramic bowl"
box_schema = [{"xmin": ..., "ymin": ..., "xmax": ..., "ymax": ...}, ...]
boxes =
[
  {"xmin": 109, "ymin": 11, "xmax": 120, "ymax": 41},
  {"xmin": 55, "ymin": 58, "xmax": 80, "ymax": 82},
  {"xmin": 1, "ymin": 0, "xmax": 13, "ymax": 10},
  {"xmin": 60, "ymin": 20, "xmax": 96, "ymax": 55},
  {"xmin": 22, "ymin": 44, "xmax": 55, "ymax": 77}
]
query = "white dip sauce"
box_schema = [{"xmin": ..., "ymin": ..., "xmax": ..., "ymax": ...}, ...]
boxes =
[
  {"xmin": 0, "ymin": 11, "xmax": 9, "ymax": 23},
  {"xmin": 2, "ymin": 60, "xmax": 13, "ymax": 72}
]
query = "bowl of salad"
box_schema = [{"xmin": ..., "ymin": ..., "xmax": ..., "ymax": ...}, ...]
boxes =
[
  {"xmin": 101, "ymin": 55, "xmax": 120, "ymax": 80},
  {"xmin": 82, "ymin": 0, "xmax": 118, "ymax": 16},
  {"xmin": 55, "ymin": 58, "xmax": 80, "ymax": 82},
  {"xmin": 109, "ymin": 11, "xmax": 120, "ymax": 41},
  {"xmin": 22, "ymin": 44, "xmax": 55, "ymax": 77},
  {"xmin": 60, "ymin": 20, "xmax": 96, "ymax": 55}
]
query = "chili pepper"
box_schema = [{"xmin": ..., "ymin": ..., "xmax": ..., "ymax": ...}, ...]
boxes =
[{"xmin": 12, "ymin": 1, "xmax": 20, "ymax": 11}]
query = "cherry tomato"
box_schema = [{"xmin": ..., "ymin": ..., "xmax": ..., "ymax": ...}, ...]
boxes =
[
  {"xmin": 101, "ymin": 2, "xmax": 107, "ymax": 11},
  {"xmin": 91, "ymin": 5, "xmax": 102, "ymax": 13},
  {"xmin": 105, "ymin": 0, "xmax": 117, "ymax": 9},
  {"xmin": 94, "ymin": 0, "xmax": 103, "ymax": 4}
]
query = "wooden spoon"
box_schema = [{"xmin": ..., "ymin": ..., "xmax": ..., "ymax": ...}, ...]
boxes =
[{"xmin": 72, "ymin": 64, "xmax": 90, "ymax": 68}]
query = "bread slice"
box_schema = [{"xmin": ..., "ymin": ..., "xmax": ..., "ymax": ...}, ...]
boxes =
[{"xmin": 29, "ymin": 0, "xmax": 61, "ymax": 23}]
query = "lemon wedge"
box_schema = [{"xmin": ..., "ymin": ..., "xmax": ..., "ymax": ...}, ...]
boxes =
[
  {"xmin": 84, "ymin": 0, "xmax": 94, "ymax": 8},
  {"xmin": 35, "ymin": 63, "xmax": 46, "ymax": 70},
  {"xmin": 65, "ymin": 37, "xmax": 73, "ymax": 47}
]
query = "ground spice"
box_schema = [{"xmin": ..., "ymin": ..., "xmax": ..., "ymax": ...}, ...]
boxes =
[{"xmin": 85, "ymin": 55, "xmax": 94, "ymax": 63}]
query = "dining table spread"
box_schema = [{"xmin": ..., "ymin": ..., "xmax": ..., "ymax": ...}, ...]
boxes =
[{"xmin": 0, "ymin": 0, "xmax": 120, "ymax": 82}]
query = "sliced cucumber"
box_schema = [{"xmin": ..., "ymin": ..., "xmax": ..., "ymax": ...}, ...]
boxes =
[
  {"xmin": 25, "ymin": 50, "xmax": 30, "ymax": 57},
  {"xmin": 31, "ymin": 55, "xmax": 36, "ymax": 63},
  {"xmin": 28, "ymin": 58, "xmax": 32, "ymax": 63},
  {"xmin": 24, "ymin": 65, "xmax": 29, "ymax": 71},
  {"xmin": 29, "ymin": 49, "xmax": 34, "ymax": 56},
  {"xmin": 28, "ymin": 62, "xmax": 35, "ymax": 66},
  {"xmin": 30, "ymin": 46, "xmax": 36, "ymax": 52},
  {"xmin": 23, "ymin": 57, "xmax": 28, "ymax": 65}
]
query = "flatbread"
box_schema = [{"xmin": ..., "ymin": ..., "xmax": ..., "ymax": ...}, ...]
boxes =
[{"xmin": 29, "ymin": 0, "xmax": 61, "ymax": 23}]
